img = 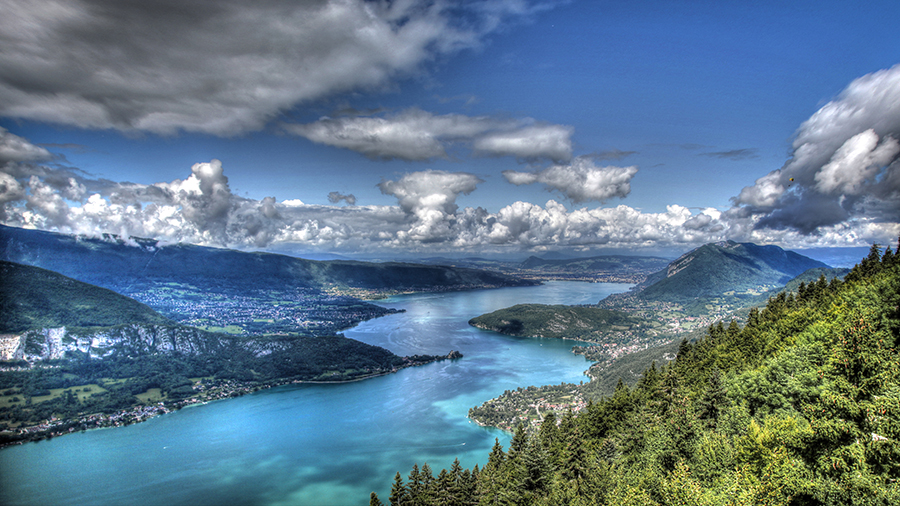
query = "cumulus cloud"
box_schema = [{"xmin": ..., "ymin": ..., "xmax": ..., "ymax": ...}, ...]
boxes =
[
  {"xmin": 285, "ymin": 108, "xmax": 573, "ymax": 162},
  {"xmin": 377, "ymin": 170, "xmax": 483, "ymax": 241},
  {"xmin": 731, "ymin": 64, "xmax": 900, "ymax": 233},
  {"xmin": 2, "ymin": 138, "xmax": 896, "ymax": 255},
  {"xmin": 0, "ymin": 0, "xmax": 545, "ymax": 136},
  {"xmin": 502, "ymin": 156, "xmax": 638, "ymax": 203},
  {"xmin": 328, "ymin": 192, "xmax": 356, "ymax": 206},
  {"xmin": 813, "ymin": 129, "xmax": 899, "ymax": 195}
]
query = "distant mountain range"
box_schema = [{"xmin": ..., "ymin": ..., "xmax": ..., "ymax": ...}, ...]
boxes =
[
  {"xmin": 633, "ymin": 240, "xmax": 830, "ymax": 302},
  {"xmin": 0, "ymin": 225, "xmax": 536, "ymax": 294}
]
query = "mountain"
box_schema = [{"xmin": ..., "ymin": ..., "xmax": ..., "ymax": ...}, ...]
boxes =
[
  {"xmin": 0, "ymin": 261, "xmax": 172, "ymax": 333},
  {"xmin": 633, "ymin": 240, "xmax": 829, "ymax": 302},
  {"xmin": 0, "ymin": 225, "xmax": 535, "ymax": 294}
]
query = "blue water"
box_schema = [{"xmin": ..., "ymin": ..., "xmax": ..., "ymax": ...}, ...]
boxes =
[{"xmin": 0, "ymin": 282, "xmax": 630, "ymax": 506}]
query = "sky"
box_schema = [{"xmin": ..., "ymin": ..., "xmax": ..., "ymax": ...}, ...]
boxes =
[{"xmin": 1, "ymin": 0, "xmax": 899, "ymax": 259}]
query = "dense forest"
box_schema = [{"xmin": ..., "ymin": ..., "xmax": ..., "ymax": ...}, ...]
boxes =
[{"xmin": 370, "ymin": 242, "xmax": 900, "ymax": 505}]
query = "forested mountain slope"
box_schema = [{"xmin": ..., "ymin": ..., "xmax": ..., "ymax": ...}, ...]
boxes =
[
  {"xmin": 635, "ymin": 240, "xmax": 829, "ymax": 301},
  {"xmin": 372, "ymin": 242, "xmax": 900, "ymax": 505},
  {"xmin": 0, "ymin": 261, "xmax": 172, "ymax": 333}
]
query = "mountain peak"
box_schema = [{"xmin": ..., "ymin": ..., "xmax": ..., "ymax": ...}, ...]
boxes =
[{"xmin": 638, "ymin": 241, "xmax": 829, "ymax": 301}]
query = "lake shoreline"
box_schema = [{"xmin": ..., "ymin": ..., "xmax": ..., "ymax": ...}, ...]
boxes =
[{"xmin": 0, "ymin": 351, "xmax": 462, "ymax": 449}]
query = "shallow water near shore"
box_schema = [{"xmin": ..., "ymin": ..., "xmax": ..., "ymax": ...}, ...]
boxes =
[{"xmin": 0, "ymin": 281, "xmax": 630, "ymax": 506}]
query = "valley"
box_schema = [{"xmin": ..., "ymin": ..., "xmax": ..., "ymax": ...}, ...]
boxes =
[
  {"xmin": 0, "ymin": 225, "xmax": 851, "ymax": 449},
  {"xmin": 3, "ymin": 223, "xmax": 894, "ymax": 506}
]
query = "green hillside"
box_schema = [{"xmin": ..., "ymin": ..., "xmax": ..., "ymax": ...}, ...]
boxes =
[
  {"xmin": 636, "ymin": 240, "xmax": 829, "ymax": 301},
  {"xmin": 469, "ymin": 304, "xmax": 649, "ymax": 341},
  {"xmin": 374, "ymin": 243, "xmax": 900, "ymax": 505},
  {"xmin": 0, "ymin": 261, "xmax": 172, "ymax": 333}
]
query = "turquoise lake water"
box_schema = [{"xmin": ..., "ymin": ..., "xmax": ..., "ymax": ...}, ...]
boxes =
[{"xmin": 0, "ymin": 281, "xmax": 631, "ymax": 506}]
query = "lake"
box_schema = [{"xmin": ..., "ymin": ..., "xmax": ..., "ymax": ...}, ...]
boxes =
[{"xmin": 0, "ymin": 281, "xmax": 631, "ymax": 506}]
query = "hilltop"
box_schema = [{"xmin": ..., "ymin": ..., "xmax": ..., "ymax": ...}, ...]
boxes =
[{"xmin": 520, "ymin": 254, "xmax": 670, "ymax": 274}]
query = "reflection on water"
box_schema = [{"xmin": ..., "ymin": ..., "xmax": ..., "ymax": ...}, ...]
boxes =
[{"xmin": 0, "ymin": 281, "xmax": 630, "ymax": 506}]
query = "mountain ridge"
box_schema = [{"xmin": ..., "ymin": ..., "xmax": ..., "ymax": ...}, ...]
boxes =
[{"xmin": 0, "ymin": 225, "xmax": 537, "ymax": 295}]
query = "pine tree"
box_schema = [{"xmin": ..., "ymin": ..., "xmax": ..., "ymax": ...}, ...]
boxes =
[
  {"xmin": 419, "ymin": 463, "xmax": 435, "ymax": 505},
  {"xmin": 447, "ymin": 458, "xmax": 465, "ymax": 506},
  {"xmin": 538, "ymin": 411, "xmax": 563, "ymax": 466},
  {"xmin": 463, "ymin": 466, "xmax": 479, "ymax": 506},
  {"xmin": 507, "ymin": 423, "xmax": 528, "ymax": 461},
  {"xmin": 560, "ymin": 423, "xmax": 593, "ymax": 500},
  {"xmin": 696, "ymin": 367, "xmax": 726, "ymax": 428},
  {"xmin": 435, "ymin": 468, "xmax": 452, "ymax": 505},
  {"xmin": 520, "ymin": 435, "xmax": 552, "ymax": 495},
  {"xmin": 407, "ymin": 464, "xmax": 423, "ymax": 505},
  {"xmin": 370, "ymin": 491, "xmax": 384, "ymax": 506},
  {"xmin": 726, "ymin": 319, "xmax": 741, "ymax": 340},
  {"xmin": 389, "ymin": 472, "xmax": 408, "ymax": 506},
  {"xmin": 477, "ymin": 440, "xmax": 507, "ymax": 505}
]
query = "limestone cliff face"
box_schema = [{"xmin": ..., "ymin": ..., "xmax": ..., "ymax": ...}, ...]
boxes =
[
  {"xmin": 0, "ymin": 334, "xmax": 24, "ymax": 360},
  {"xmin": 17, "ymin": 325, "xmax": 217, "ymax": 361},
  {"xmin": 11, "ymin": 324, "xmax": 297, "ymax": 362}
]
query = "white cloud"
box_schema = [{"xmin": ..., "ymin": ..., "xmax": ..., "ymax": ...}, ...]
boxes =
[
  {"xmin": 814, "ymin": 129, "xmax": 899, "ymax": 195},
  {"xmin": 734, "ymin": 171, "xmax": 785, "ymax": 209},
  {"xmin": 732, "ymin": 64, "xmax": 900, "ymax": 233},
  {"xmin": 286, "ymin": 108, "xmax": 573, "ymax": 162},
  {"xmin": 2, "ymin": 149, "xmax": 896, "ymax": 255},
  {"xmin": 502, "ymin": 156, "xmax": 638, "ymax": 203},
  {"xmin": 378, "ymin": 170, "xmax": 483, "ymax": 215},
  {"xmin": 0, "ymin": 0, "xmax": 545, "ymax": 135},
  {"xmin": 473, "ymin": 124, "xmax": 573, "ymax": 162}
]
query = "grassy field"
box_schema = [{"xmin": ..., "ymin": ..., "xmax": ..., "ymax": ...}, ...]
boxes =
[
  {"xmin": 0, "ymin": 383, "xmax": 109, "ymax": 408},
  {"xmin": 197, "ymin": 324, "xmax": 245, "ymax": 334},
  {"xmin": 135, "ymin": 388, "xmax": 164, "ymax": 403}
]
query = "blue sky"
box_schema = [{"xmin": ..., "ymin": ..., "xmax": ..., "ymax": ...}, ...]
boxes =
[{"xmin": 1, "ymin": 0, "xmax": 899, "ymax": 258}]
